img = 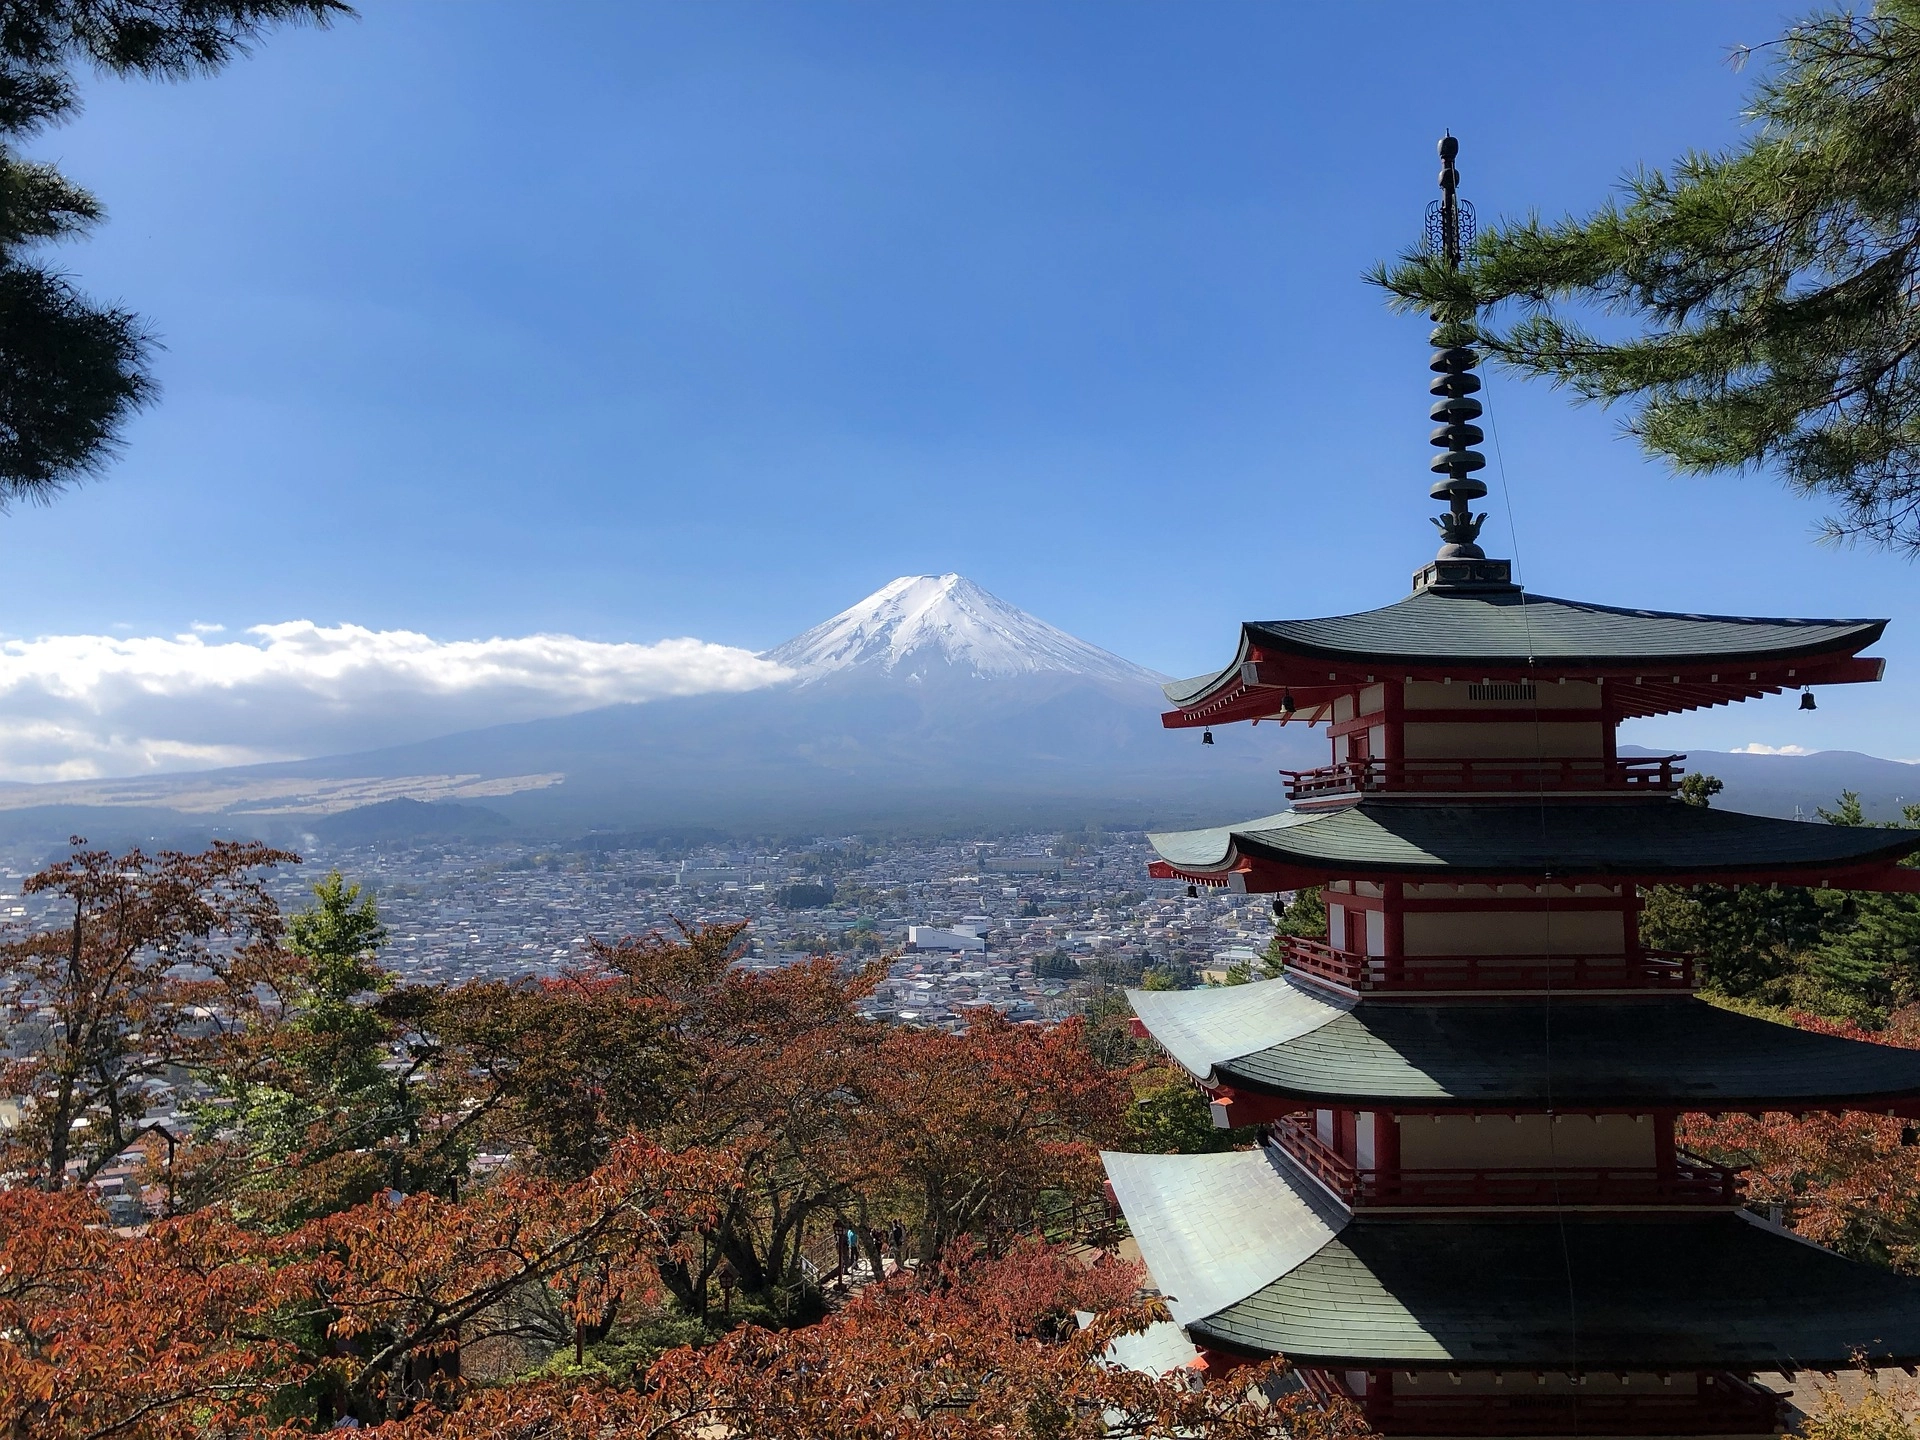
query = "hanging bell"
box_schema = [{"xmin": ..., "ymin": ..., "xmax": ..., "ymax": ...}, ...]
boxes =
[
  {"xmin": 1202, "ymin": 728, "xmax": 1215, "ymax": 745},
  {"xmin": 1186, "ymin": 884, "xmax": 1199, "ymax": 899},
  {"xmin": 1800, "ymin": 689, "xmax": 1818, "ymax": 711},
  {"xmin": 1281, "ymin": 690, "xmax": 1297, "ymax": 715}
]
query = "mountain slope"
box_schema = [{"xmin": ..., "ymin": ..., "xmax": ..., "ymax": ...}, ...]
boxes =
[
  {"xmin": 766, "ymin": 573, "xmax": 1159, "ymax": 688},
  {"xmin": 293, "ymin": 575, "xmax": 1307, "ymax": 829}
]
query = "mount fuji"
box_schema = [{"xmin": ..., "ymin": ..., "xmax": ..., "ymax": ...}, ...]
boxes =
[
  {"xmin": 766, "ymin": 574, "xmax": 1158, "ymax": 690},
  {"xmin": 374, "ymin": 571, "xmax": 1315, "ymax": 831},
  {"xmin": 0, "ymin": 575, "xmax": 1319, "ymax": 839}
]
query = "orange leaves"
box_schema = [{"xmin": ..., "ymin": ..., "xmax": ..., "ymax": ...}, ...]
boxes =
[
  {"xmin": 0, "ymin": 1187, "xmax": 302, "ymax": 1440},
  {"xmin": 1682, "ymin": 1005, "xmax": 1920, "ymax": 1271},
  {"xmin": 855, "ymin": 1010, "xmax": 1133, "ymax": 1251},
  {"xmin": 358, "ymin": 1243, "xmax": 1369, "ymax": 1440},
  {"xmin": 0, "ymin": 1140, "xmax": 744, "ymax": 1435},
  {"xmin": 1, "ymin": 838, "xmax": 301, "ymax": 1192}
]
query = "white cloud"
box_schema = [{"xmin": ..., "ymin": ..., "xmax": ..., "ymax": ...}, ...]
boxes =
[
  {"xmin": 1730, "ymin": 743, "xmax": 1815, "ymax": 756},
  {"xmin": 0, "ymin": 622, "xmax": 792, "ymax": 783}
]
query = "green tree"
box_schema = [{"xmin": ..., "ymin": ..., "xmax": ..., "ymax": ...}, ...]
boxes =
[
  {"xmin": 1641, "ymin": 773, "xmax": 1845, "ymax": 1000},
  {"xmin": 1126, "ymin": 1069, "xmax": 1256, "ymax": 1153},
  {"xmin": 0, "ymin": 1, "xmax": 349, "ymax": 500},
  {"xmin": 1260, "ymin": 885, "xmax": 1326, "ymax": 977},
  {"xmin": 1803, "ymin": 794, "xmax": 1920, "ymax": 1020},
  {"xmin": 1375, "ymin": 1, "xmax": 1920, "ymax": 552},
  {"xmin": 196, "ymin": 872, "xmax": 460, "ymax": 1221},
  {"xmin": 1678, "ymin": 772, "xmax": 1724, "ymax": 808}
]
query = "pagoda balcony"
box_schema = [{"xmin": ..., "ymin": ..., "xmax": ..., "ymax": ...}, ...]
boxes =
[
  {"xmin": 1342, "ymin": 1374, "xmax": 1783, "ymax": 1437},
  {"xmin": 1273, "ymin": 1116, "xmax": 1741, "ymax": 1210},
  {"xmin": 1278, "ymin": 935, "xmax": 1697, "ymax": 993},
  {"xmin": 1280, "ymin": 754, "xmax": 1685, "ymax": 803}
]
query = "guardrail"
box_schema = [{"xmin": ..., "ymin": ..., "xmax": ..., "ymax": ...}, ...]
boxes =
[
  {"xmin": 1274, "ymin": 1116, "xmax": 1740, "ymax": 1209},
  {"xmin": 1280, "ymin": 935, "xmax": 1696, "ymax": 993},
  {"xmin": 1282, "ymin": 754, "xmax": 1684, "ymax": 802}
]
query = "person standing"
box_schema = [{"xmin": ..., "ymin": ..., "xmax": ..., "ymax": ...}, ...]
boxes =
[{"xmin": 890, "ymin": 1217, "xmax": 907, "ymax": 1267}]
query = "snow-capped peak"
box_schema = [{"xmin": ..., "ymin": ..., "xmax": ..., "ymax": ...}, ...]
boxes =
[{"xmin": 762, "ymin": 574, "xmax": 1162, "ymax": 686}]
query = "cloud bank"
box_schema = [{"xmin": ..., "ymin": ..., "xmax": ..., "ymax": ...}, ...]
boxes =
[
  {"xmin": 0, "ymin": 622, "xmax": 791, "ymax": 783},
  {"xmin": 1730, "ymin": 743, "xmax": 1815, "ymax": 757}
]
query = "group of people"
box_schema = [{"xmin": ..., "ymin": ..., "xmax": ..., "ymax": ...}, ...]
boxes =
[{"xmin": 833, "ymin": 1217, "xmax": 910, "ymax": 1283}]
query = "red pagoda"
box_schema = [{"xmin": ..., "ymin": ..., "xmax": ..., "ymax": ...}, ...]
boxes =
[{"xmin": 1103, "ymin": 138, "xmax": 1920, "ymax": 1437}]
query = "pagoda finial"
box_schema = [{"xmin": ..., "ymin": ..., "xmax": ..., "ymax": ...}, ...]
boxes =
[{"xmin": 1412, "ymin": 135, "xmax": 1515, "ymax": 594}]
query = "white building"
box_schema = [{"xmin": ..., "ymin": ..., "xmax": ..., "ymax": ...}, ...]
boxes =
[{"xmin": 907, "ymin": 924, "xmax": 987, "ymax": 953}]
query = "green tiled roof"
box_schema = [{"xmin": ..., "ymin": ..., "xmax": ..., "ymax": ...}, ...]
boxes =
[
  {"xmin": 1216, "ymin": 996, "xmax": 1920, "ymax": 1107},
  {"xmin": 1148, "ymin": 801, "xmax": 1920, "ymax": 880},
  {"xmin": 1192, "ymin": 1213, "xmax": 1920, "ymax": 1368},
  {"xmin": 1267, "ymin": 590, "xmax": 1879, "ymax": 667},
  {"xmin": 1163, "ymin": 589, "xmax": 1885, "ymax": 704}
]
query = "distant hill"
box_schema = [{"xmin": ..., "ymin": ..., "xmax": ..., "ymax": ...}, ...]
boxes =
[
  {"xmin": 308, "ymin": 799, "xmax": 513, "ymax": 845},
  {"xmin": 1622, "ymin": 745, "xmax": 1920, "ymax": 822},
  {"xmin": 278, "ymin": 574, "xmax": 1316, "ymax": 833}
]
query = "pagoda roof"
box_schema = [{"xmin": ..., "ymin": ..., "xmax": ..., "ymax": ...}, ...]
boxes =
[
  {"xmin": 1105, "ymin": 1147, "xmax": 1920, "ymax": 1368},
  {"xmin": 1201, "ymin": 1211, "xmax": 1920, "ymax": 1369},
  {"xmin": 1185, "ymin": 988, "xmax": 1920, "ymax": 1109},
  {"xmin": 1164, "ymin": 589, "xmax": 1885, "ymax": 725},
  {"xmin": 1146, "ymin": 801, "xmax": 1920, "ymax": 891},
  {"xmin": 1102, "ymin": 1146, "xmax": 1347, "ymax": 1328}
]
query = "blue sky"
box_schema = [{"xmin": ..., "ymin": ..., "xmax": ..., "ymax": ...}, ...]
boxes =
[{"xmin": 1, "ymin": 0, "xmax": 1907, "ymax": 775}]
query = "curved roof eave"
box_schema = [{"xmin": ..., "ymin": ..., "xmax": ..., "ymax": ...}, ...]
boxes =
[{"xmin": 1188, "ymin": 1212, "xmax": 1920, "ymax": 1369}]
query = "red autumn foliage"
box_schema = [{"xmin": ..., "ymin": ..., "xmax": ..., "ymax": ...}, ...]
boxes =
[
  {"xmin": 361, "ymin": 1243, "xmax": 1368, "ymax": 1440},
  {"xmin": 1682, "ymin": 1006, "xmax": 1920, "ymax": 1271},
  {"xmin": 0, "ymin": 839, "xmax": 300, "ymax": 1192},
  {"xmin": 0, "ymin": 1185, "xmax": 302, "ymax": 1440}
]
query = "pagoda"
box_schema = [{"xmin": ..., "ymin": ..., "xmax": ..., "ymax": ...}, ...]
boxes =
[{"xmin": 1102, "ymin": 137, "xmax": 1920, "ymax": 1438}]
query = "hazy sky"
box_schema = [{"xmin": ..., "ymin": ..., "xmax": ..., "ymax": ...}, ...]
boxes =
[{"xmin": 3, "ymin": 0, "xmax": 1906, "ymax": 777}]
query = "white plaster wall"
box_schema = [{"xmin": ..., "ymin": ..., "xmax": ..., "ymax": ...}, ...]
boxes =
[
  {"xmin": 1401, "ymin": 721, "xmax": 1605, "ymax": 759},
  {"xmin": 1402, "ymin": 910, "xmax": 1625, "ymax": 957},
  {"xmin": 1396, "ymin": 1114, "xmax": 1655, "ymax": 1169}
]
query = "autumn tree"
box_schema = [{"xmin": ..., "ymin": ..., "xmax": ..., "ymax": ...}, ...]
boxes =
[
  {"xmin": 288, "ymin": 1137, "xmax": 735, "ymax": 1426},
  {"xmin": 365, "ymin": 1242, "xmax": 1371, "ymax": 1440},
  {"xmin": 0, "ymin": 1184, "xmax": 304, "ymax": 1440},
  {"xmin": 0, "ymin": 1135, "xmax": 739, "ymax": 1435},
  {"xmin": 0, "ymin": 0, "xmax": 350, "ymax": 499},
  {"xmin": 0, "ymin": 838, "xmax": 299, "ymax": 1193},
  {"xmin": 422, "ymin": 924, "xmax": 892, "ymax": 1313},
  {"xmin": 1684, "ymin": 1009, "xmax": 1920, "ymax": 1271},
  {"xmin": 854, "ymin": 1011, "xmax": 1132, "ymax": 1266}
]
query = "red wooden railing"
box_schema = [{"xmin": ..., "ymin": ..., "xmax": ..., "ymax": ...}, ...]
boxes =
[
  {"xmin": 1355, "ymin": 1378, "xmax": 1782, "ymax": 1437},
  {"xmin": 1273, "ymin": 1116, "xmax": 1741, "ymax": 1209},
  {"xmin": 1278, "ymin": 935, "xmax": 1696, "ymax": 993},
  {"xmin": 1281, "ymin": 754, "xmax": 1684, "ymax": 801}
]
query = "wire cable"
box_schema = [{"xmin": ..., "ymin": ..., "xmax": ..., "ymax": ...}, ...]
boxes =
[{"xmin": 1485, "ymin": 371, "xmax": 1583, "ymax": 1418}]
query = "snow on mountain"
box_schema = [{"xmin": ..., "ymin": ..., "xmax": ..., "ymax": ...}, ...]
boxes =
[{"xmin": 762, "ymin": 574, "xmax": 1164, "ymax": 688}]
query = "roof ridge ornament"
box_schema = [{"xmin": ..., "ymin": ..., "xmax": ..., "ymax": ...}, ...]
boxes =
[{"xmin": 1413, "ymin": 133, "xmax": 1518, "ymax": 596}]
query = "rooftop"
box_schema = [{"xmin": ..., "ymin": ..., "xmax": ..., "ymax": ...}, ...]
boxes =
[
  {"xmin": 1147, "ymin": 801, "xmax": 1920, "ymax": 891},
  {"xmin": 1164, "ymin": 589, "xmax": 1886, "ymax": 726},
  {"xmin": 1105, "ymin": 1145, "xmax": 1920, "ymax": 1369}
]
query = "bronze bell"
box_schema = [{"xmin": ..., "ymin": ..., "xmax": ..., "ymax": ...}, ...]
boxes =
[
  {"xmin": 1800, "ymin": 690, "xmax": 1818, "ymax": 711},
  {"xmin": 1281, "ymin": 690, "xmax": 1297, "ymax": 715},
  {"xmin": 1202, "ymin": 728, "xmax": 1215, "ymax": 745},
  {"xmin": 1186, "ymin": 884, "xmax": 1198, "ymax": 899}
]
